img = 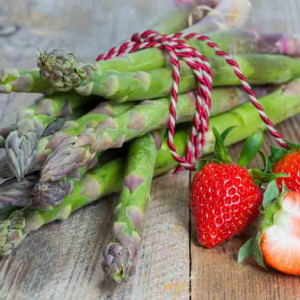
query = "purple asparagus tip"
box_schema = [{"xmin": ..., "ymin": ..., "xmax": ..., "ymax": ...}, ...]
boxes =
[
  {"xmin": 102, "ymin": 243, "xmax": 135, "ymax": 283},
  {"xmin": 32, "ymin": 180, "xmax": 71, "ymax": 207}
]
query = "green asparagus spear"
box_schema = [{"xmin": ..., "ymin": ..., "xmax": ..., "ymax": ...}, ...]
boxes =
[
  {"xmin": 5, "ymin": 93, "xmax": 93, "ymax": 180},
  {"xmin": 0, "ymin": 85, "xmax": 270, "ymax": 180},
  {"xmin": 148, "ymin": 8, "xmax": 196, "ymax": 34},
  {"xmin": 149, "ymin": 0, "xmax": 220, "ymax": 34},
  {"xmin": 2, "ymin": 78, "xmax": 300, "ymax": 256},
  {"xmin": 37, "ymin": 53, "xmax": 300, "ymax": 99},
  {"xmin": 184, "ymin": 0, "xmax": 251, "ymax": 34},
  {"xmin": 34, "ymin": 85, "xmax": 260, "ymax": 204},
  {"xmin": 36, "ymin": 85, "xmax": 274, "ymax": 189},
  {"xmin": 103, "ymin": 130, "xmax": 164, "ymax": 283},
  {"xmin": 3, "ymin": 27, "xmax": 300, "ymax": 95}
]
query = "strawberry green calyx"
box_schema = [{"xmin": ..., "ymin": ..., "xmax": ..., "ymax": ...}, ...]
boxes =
[
  {"xmin": 196, "ymin": 128, "xmax": 264, "ymax": 170},
  {"xmin": 103, "ymin": 130, "xmax": 164, "ymax": 283}
]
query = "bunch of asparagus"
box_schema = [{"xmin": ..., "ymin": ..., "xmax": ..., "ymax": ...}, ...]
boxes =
[{"xmin": 1, "ymin": 0, "xmax": 300, "ymax": 284}]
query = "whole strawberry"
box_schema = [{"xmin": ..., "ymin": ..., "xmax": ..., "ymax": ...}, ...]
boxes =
[
  {"xmin": 191, "ymin": 163, "xmax": 262, "ymax": 248},
  {"xmin": 239, "ymin": 182, "xmax": 300, "ymax": 275},
  {"xmin": 191, "ymin": 127, "xmax": 276, "ymax": 248},
  {"xmin": 272, "ymin": 148, "xmax": 300, "ymax": 191}
]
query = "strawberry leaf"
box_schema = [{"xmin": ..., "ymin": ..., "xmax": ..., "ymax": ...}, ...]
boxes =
[
  {"xmin": 220, "ymin": 126, "xmax": 236, "ymax": 141},
  {"xmin": 195, "ymin": 159, "xmax": 208, "ymax": 171},
  {"xmin": 263, "ymin": 180, "xmax": 280, "ymax": 208},
  {"xmin": 195, "ymin": 158, "xmax": 220, "ymax": 171},
  {"xmin": 238, "ymin": 237, "xmax": 255, "ymax": 263},
  {"xmin": 213, "ymin": 127, "xmax": 232, "ymax": 163},
  {"xmin": 249, "ymin": 169, "xmax": 286, "ymax": 184},
  {"xmin": 258, "ymin": 151, "xmax": 272, "ymax": 173},
  {"xmin": 252, "ymin": 233, "xmax": 267, "ymax": 269},
  {"xmin": 237, "ymin": 130, "xmax": 263, "ymax": 168},
  {"xmin": 285, "ymin": 141, "xmax": 300, "ymax": 151},
  {"xmin": 270, "ymin": 146, "xmax": 287, "ymax": 163},
  {"xmin": 238, "ymin": 233, "xmax": 266, "ymax": 269}
]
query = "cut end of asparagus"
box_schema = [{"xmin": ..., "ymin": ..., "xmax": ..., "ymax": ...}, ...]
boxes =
[
  {"xmin": 5, "ymin": 130, "xmax": 39, "ymax": 179},
  {"xmin": 38, "ymin": 49, "xmax": 97, "ymax": 93},
  {"xmin": 0, "ymin": 210, "xmax": 28, "ymax": 256},
  {"xmin": 32, "ymin": 180, "xmax": 70, "ymax": 207},
  {"xmin": 0, "ymin": 175, "xmax": 37, "ymax": 207},
  {"xmin": 102, "ymin": 243, "xmax": 135, "ymax": 283}
]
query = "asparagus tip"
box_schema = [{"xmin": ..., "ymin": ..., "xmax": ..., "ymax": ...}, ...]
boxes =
[
  {"xmin": 0, "ymin": 175, "xmax": 37, "ymax": 207},
  {"xmin": 0, "ymin": 210, "xmax": 28, "ymax": 257},
  {"xmin": 102, "ymin": 243, "xmax": 135, "ymax": 283},
  {"xmin": 5, "ymin": 130, "xmax": 39, "ymax": 179},
  {"xmin": 32, "ymin": 180, "xmax": 70, "ymax": 207},
  {"xmin": 37, "ymin": 49, "xmax": 96, "ymax": 93}
]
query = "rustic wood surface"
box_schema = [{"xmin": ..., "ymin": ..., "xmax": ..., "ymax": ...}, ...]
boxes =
[{"xmin": 0, "ymin": 0, "xmax": 299, "ymax": 299}]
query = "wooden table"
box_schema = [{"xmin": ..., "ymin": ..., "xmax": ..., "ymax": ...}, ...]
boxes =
[{"xmin": 0, "ymin": 0, "xmax": 300, "ymax": 299}]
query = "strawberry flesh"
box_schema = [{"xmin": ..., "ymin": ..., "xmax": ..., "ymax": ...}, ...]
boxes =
[{"xmin": 261, "ymin": 191, "xmax": 300, "ymax": 275}]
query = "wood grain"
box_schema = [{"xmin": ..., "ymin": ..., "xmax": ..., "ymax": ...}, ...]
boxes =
[
  {"xmin": 191, "ymin": 1, "xmax": 300, "ymax": 300},
  {"xmin": 0, "ymin": 1, "xmax": 190, "ymax": 299},
  {"xmin": 0, "ymin": 0, "xmax": 300, "ymax": 299}
]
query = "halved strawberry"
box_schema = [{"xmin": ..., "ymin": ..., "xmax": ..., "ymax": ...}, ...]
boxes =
[{"xmin": 239, "ymin": 182, "xmax": 300, "ymax": 275}]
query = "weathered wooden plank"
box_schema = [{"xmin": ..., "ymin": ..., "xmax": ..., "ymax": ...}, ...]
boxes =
[
  {"xmin": 191, "ymin": 0, "xmax": 300, "ymax": 299},
  {"xmin": 0, "ymin": 0, "xmax": 191, "ymax": 299}
]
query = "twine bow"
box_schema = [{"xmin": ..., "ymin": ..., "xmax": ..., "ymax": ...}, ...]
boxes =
[{"xmin": 96, "ymin": 30, "xmax": 287, "ymax": 171}]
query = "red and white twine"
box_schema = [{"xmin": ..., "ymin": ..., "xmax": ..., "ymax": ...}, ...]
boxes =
[{"xmin": 96, "ymin": 30, "xmax": 287, "ymax": 171}]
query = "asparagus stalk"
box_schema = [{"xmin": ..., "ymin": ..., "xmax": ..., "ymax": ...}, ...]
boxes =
[
  {"xmin": 148, "ymin": 8, "xmax": 203, "ymax": 34},
  {"xmin": 9, "ymin": 101, "xmax": 134, "ymax": 183},
  {"xmin": 37, "ymin": 53, "xmax": 300, "ymax": 99},
  {"xmin": 5, "ymin": 93, "xmax": 93, "ymax": 179},
  {"xmin": 184, "ymin": 0, "xmax": 251, "ymax": 34},
  {"xmin": 2, "ymin": 79, "xmax": 300, "ymax": 256},
  {"xmin": 35, "ymin": 85, "xmax": 264, "ymax": 204},
  {"xmin": 149, "ymin": 0, "xmax": 220, "ymax": 34},
  {"xmin": 0, "ymin": 86, "xmax": 269, "ymax": 180},
  {"xmin": 103, "ymin": 130, "xmax": 164, "ymax": 283},
  {"xmin": 3, "ymin": 27, "xmax": 300, "ymax": 95}
]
